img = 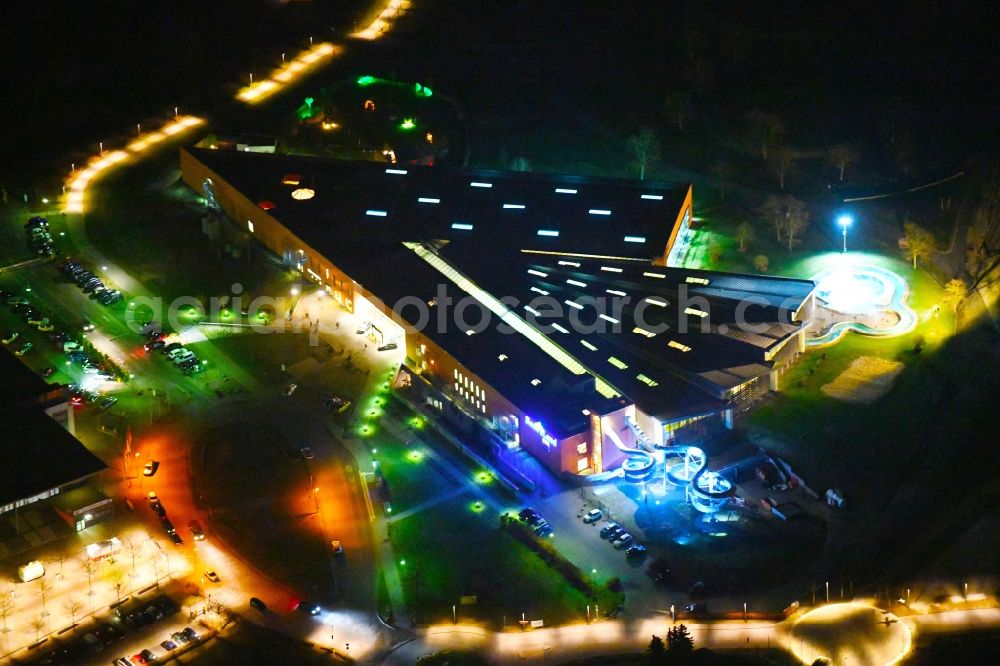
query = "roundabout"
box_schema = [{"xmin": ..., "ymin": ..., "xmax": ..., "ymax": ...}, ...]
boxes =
[{"xmin": 808, "ymin": 264, "xmax": 917, "ymax": 347}]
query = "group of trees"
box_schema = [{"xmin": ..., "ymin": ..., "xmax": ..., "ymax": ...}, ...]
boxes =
[
  {"xmin": 648, "ymin": 625, "xmax": 694, "ymax": 663},
  {"xmin": 759, "ymin": 194, "xmax": 811, "ymax": 252}
]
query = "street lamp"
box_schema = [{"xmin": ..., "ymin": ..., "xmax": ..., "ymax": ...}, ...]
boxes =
[{"xmin": 837, "ymin": 215, "xmax": 853, "ymax": 253}]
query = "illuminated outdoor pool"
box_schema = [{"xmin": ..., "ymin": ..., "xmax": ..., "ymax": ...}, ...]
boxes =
[{"xmin": 808, "ymin": 265, "xmax": 917, "ymax": 347}]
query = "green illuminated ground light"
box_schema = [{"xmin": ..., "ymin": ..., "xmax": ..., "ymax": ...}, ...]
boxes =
[
  {"xmin": 400, "ymin": 118, "xmax": 416, "ymax": 130},
  {"xmin": 469, "ymin": 500, "xmax": 486, "ymax": 514},
  {"xmin": 475, "ymin": 471, "xmax": 493, "ymax": 485}
]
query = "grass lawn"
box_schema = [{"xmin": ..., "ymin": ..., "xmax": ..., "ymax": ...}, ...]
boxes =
[{"xmin": 391, "ymin": 496, "xmax": 622, "ymax": 627}]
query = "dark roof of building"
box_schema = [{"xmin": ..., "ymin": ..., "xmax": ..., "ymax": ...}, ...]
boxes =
[
  {"xmin": 0, "ymin": 349, "xmax": 107, "ymax": 506},
  {"xmin": 187, "ymin": 149, "xmax": 813, "ymax": 430},
  {"xmin": 187, "ymin": 148, "xmax": 691, "ymax": 259}
]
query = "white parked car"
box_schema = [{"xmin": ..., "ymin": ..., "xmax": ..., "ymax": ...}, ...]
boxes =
[{"xmin": 583, "ymin": 509, "xmax": 603, "ymax": 523}]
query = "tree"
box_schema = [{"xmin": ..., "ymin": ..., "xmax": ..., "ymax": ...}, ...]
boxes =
[
  {"xmin": 29, "ymin": 615, "xmax": 46, "ymax": 642},
  {"xmin": 760, "ymin": 194, "xmax": 810, "ymax": 251},
  {"xmin": 735, "ymin": 222, "xmax": 755, "ymax": 252},
  {"xmin": 64, "ymin": 598, "xmax": 83, "ymax": 629},
  {"xmin": 666, "ymin": 624, "xmax": 694, "ymax": 652},
  {"xmin": 899, "ymin": 221, "xmax": 936, "ymax": 269},
  {"xmin": 38, "ymin": 578, "xmax": 52, "ymax": 617},
  {"xmin": 942, "ymin": 278, "xmax": 968, "ymax": 314},
  {"xmin": 122, "ymin": 537, "xmax": 142, "ymax": 577},
  {"xmin": 648, "ymin": 634, "xmax": 666, "ymax": 662},
  {"xmin": 629, "ymin": 128, "xmax": 660, "ymax": 180},
  {"xmin": 966, "ymin": 192, "xmax": 1000, "ymax": 293},
  {"xmin": 82, "ymin": 559, "xmax": 96, "ymax": 599},
  {"xmin": 708, "ymin": 242, "xmax": 723, "ymax": 265},
  {"xmin": 710, "ymin": 161, "xmax": 734, "ymax": 199},
  {"xmin": 753, "ymin": 255, "xmax": 769, "ymax": 273},
  {"xmin": 1, "ymin": 591, "xmax": 13, "ymax": 635},
  {"xmin": 509, "ymin": 157, "xmax": 532, "ymax": 172},
  {"xmin": 828, "ymin": 145, "xmax": 859, "ymax": 181},
  {"xmin": 744, "ymin": 110, "xmax": 784, "ymax": 161},
  {"xmin": 663, "ymin": 89, "xmax": 692, "ymax": 130},
  {"xmin": 769, "ymin": 144, "xmax": 799, "ymax": 190}
]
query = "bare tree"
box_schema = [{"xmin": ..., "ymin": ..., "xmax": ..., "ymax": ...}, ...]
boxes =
[
  {"xmin": 629, "ymin": 128, "xmax": 660, "ymax": 180},
  {"xmin": 508, "ymin": 157, "xmax": 532, "ymax": 172},
  {"xmin": 899, "ymin": 221, "xmax": 936, "ymax": 269},
  {"xmin": 827, "ymin": 145, "xmax": 859, "ymax": 181},
  {"xmin": 760, "ymin": 195, "xmax": 810, "ymax": 252},
  {"xmin": 769, "ymin": 145, "xmax": 799, "ymax": 190},
  {"xmin": 1, "ymin": 591, "xmax": 13, "ymax": 635},
  {"xmin": 122, "ymin": 537, "xmax": 142, "ymax": 578},
  {"xmin": 735, "ymin": 222, "xmax": 755, "ymax": 252},
  {"xmin": 710, "ymin": 160, "xmax": 734, "ymax": 199},
  {"xmin": 663, "ymin": 89, "xmax": 692, "ymax": 130},
  {"xmin": 64, "ymin": 598, "xmax": 83, "ymax": 629},
  {"xmin": 29, "ymin": 615, "xmax": 46, "ymax": 642},
  {"xmin": 966, "ymin": 192, "xmax": 1000, "ymax": 292},
  {"xmin": 82, "ymin": 559, "xmax": 97, "ymax": 598},
  {"xmin": 38, "ymin": 579, "xmax": 52, "ymax": 617},
  {"xmin": 110, "ymin": 576, "xmax": 125, "ymax": 605},
  {"xmin": 744, "ymin": 110, "xmax": 784, "ymax": 161}
]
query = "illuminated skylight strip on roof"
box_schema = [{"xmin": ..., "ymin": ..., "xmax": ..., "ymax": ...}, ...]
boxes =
[
  {"xmin": 524, "ymin": 305, "xmax": 541, "ymax": 317},
  {"xmin": 451, "ymin": 222, "xmax": 474, "ymax": 230},
  {"xmin": 521, "ymin": 249, "xmax": 648, "ymax": 262},
  {"xmin": 366, "ymin": 209, "xmax": 388, "ymax": 217},
  {"xmin": 589, "ymin": 209, "xmax": 611, "ymax": 216},
  {"xmin": 554, "ymin": 188, "xmax": 578, "ymax": 194},
  {"xmin": 686, "ymin": 276, "xmax": 710, "ymax": 285},
  {"xmin": 608, "ymin": 356, "xmax": 628, "ymax": 369},
  {"xmin": 385, "ymin": 168, "xmax": 408, "ymax": 175},
  {"xmin": 581, "ymin": 340, "xmax": 598, "ymax": 351},
  {"xmin": 633, "ymin": 326, "xmax": 656, "ymax": 338},
  {"xmin": 645, "ymin": 297, "xmax": 668, "ymax": 307},
  {"xmin": 637, "ymin": 373, "xmax": 659, "ymax": 386},
  {"xmin": 565, "ymin": 300, "xmax": 584, "ymax": 310},
  {"xmin": 470, "ymin": 181, "xmax": 493, "ymax": 188},
  {"xmin": 498, "ymin": 354, "xmax": 508, "ymax": 361},
  {"xmin": 643, "ymin": 271, "xmax": 666, "ymax": 279},
  {"xmin": 465, "ymin": 329, "xmax": 476, "ymax": 336},
  {"xmin": 558, "ymin": 260, "xmax": 581, "ymax": 267},
  {"xmin": 641, "ymin": 194, "xmax": 663, "ymax": 200},
  {"xmin": 405, "ymin": 242, "xmax": 618, "ymax": 398},
  {"xmin": 418, "ymin": 197, "xmax": 440, "ymax": 204},
  {"xmin": 599, "ymin": 314, "xmax": 620, "ymax": 324},
  {"xmin": 684, "ymin": 307, "xmax": 708, "ymax": 318},
  {"xmin": 624, "ymin": 235, "xmax": 646, "ymax": 243},
  {"xmin": 606, "ymin": 289, "xmax": 627, "ymax": 297},
  {"xmin": 531, "ymin": 378, "xmax": 542, "ymax": 386},
  {"xmin": 527, "ymin": 269, "xmax": 548, "ymax": 277},
  {"xmin": 668, "ymin": 340, "xmax": 692, "ymax": 352},
  {"xmin": 503, "ymin": 203, "xmax": 525, "ymax": 209},
  {"xmin": 537, "ymin": 229, "xmax": 560, "ymax": 237},
  {"xmin": 601, "ymin": 266, "xmax": 623, "ymax": 273},
  {"xmin": 551, "ymin": 323, "xmax": 569, "ymax": 334},
  {"xmin": 530, "ymin": 286, "xmax": 550, "ymax": 296},
  {"xmin": 566, "ymin": 279, "xmax": 587, "ymax": 288}
]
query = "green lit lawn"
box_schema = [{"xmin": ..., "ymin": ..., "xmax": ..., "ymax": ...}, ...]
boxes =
[{"xmin": 391, "ymin": 496, "xmax": 622, "ymax": 626}]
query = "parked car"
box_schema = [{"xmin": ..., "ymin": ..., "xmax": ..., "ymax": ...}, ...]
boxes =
[
  {"xmin": 625, "ymin": 544, "xmax": 648, "ymax": 558},
  {"xmin": 613, "ymin": 533, "xmax": 634, "ymax": 549},
  {"xmin": 1, "ymin": 331, "xmax": 18, "ymax": 344},
  {"xmin": 139, "ymin": 649, "xmax": 157, "ymax": 662},
  {"xmin": 160, "ymin": 640, "xmax": 177, "ymax": 652},
  {"xmin": 182, "ymin": 363, "xmax": 204, "ymax": 375},
  {"xmin": 177, "ymin": 357, "xmax": 200, "ymax": 369},
  {"xmin": 161, "ymin": 342, "xmax": 182, "ymax": 354},
  {"xmin": 99, "ymin": 396, "xmax": 118, "ymax": 411},
  {"xmin": 94, "ymin": 623, "xmax": 124, "ymax": 645},
  {"xmin": 330, "ymin": 540, "xmax": 344, "ymax": 555},
  {"xmin": 144, "ymin": 340, "xmax": 166, "ymax": 352},
  {"xmin": 518, "ymin": 508, "xmax": 541, "ymax": 523},
  {"xmin": 167, "ymin": 347, "xmax": 190, "ymax": 359},
  {"xmin": 249, "ymin": 597, "xmax": 267, "ymax": 612},
  {"xmin": 170, "ymin": 631, "xmax": 189, "ymax": 646},
  {"xmin": 300, "ymin": 447, "xmax": 314, "ymax": 460},
  {"xmin": 533, "ymin": 521, "xmax": 554, "ymax": 538},
  {"xmin": 205, "ymin": 570, "xmax": 220, "ymax": 583},
  {"xmin": 39, "ymin": 366, "xmax": 56, "ymax": 377},
  {"xmin": 583, "ymin": 509, "xmax": 603, "ymax": 523},
  {"xmin": 80, "ymin": 318, "xmax": 96, "ymax": 332},
  {"xmin": 601, "ymin": 523, "xmax": 623, "ymax": 539},
  {"xmin": 324, "ymin": 396, "xmax": 351, "ymax": 412},
  {"xmin": 168, "ymin": 531, "xmax": 184, "ymax": 546},
  {"xmin": 182, "ymin": 627, "xmax": 200, "ymax": 641},
  {"xmin": 143, "ymin": 460, "xmax": 159, "ymax": 477},
  {"xmin": 15, "ymin": 341, "xmax": 32, "ymax": 355}
]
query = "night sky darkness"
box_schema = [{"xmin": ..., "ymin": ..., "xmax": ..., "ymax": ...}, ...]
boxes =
[{"xmin": 3, "ymin": 1, "xmax": 999, "ymax": 188}]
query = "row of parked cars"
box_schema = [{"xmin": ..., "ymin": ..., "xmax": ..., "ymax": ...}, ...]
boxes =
[
  {"xmin": 598, "ymin": 519, "xmax": 647, "ymax": 558},
  {"xmin": 25, "ymin": 216, "xmax": 57, "ymax": 258},
  {"xmin": 60, "ymin": 258, "xmax": 122, "ymax": 305},
  {"xmin": 141, "ymin": 325, "xmax": 203, "ymax": 375},
  {"xmin": 518, "ymin": 507, "xmax": 554, "ymax": 538},
  {"xmin": 1, "ymin": 290, "xmax": 45, "ymax": 356}
]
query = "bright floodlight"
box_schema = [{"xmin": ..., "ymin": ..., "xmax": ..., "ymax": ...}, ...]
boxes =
[{"xmin": 838, "ymin": 215, "xmax": 853, "ymax": 227}]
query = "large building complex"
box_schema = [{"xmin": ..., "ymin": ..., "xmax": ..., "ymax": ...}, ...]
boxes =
[{"xmin": 181, "ymin": 148, "xmax": 815, "ymax": 480}]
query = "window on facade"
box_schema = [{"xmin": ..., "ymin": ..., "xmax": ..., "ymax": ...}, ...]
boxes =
[
  {"xmin": 577, "ymin": 443, "xmax": 588, "ymax": 455},
  {"xmin": 577, "ymin": 457, "xmax": 589, "ymax": 472}
]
